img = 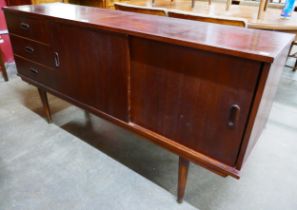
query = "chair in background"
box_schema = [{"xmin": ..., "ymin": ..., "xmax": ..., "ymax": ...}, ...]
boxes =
[
  {"xmin": 167, "ymin": 10, "xmax": 247, "ymax": 27},
  {"xmin": 114, "ymin": 2, "xmax": 167, "ymax": 16},
  {"xmin": 192, "ymin": 0, "xmax": 212, "ymax": 8},
  {"xmin": 0, "ymin": 34, "xmax": 8, "ymax": 82}
]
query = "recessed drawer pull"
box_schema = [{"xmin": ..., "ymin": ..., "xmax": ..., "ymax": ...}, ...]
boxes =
[
  {"xmin": 20, "ymin": 22, "xmax": 30, "ymax": 30},
  {"xmin": 29, "ymin": 67, "xmax": 39, "ymax": 74},
  {"xmin": 25, "ymin": 46, "xmax": 35, "ymax": 54},
  {"xmin": 228, "ymin": 104, "xmax": 240, "ymax": 128},
  {"xmin": 54, "ymin": 52, "xmax": 60, "ymax": 67}
]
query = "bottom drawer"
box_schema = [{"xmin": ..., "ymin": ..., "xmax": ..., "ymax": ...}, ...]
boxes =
[{"xmin": 15, "ymin": 56, "xmax": 58, "ymax": 88}]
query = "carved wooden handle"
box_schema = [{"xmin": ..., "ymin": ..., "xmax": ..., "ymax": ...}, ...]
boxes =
[{"xmin": 228, "ymin": 104, "xmax": 240, "ymax": 128}]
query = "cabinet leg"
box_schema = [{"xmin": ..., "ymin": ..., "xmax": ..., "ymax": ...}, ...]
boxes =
[
  {"xmin": 177, "ymin": 156, "xmax": 190, "ymax": 203},
  {"xmin": 37, "ymin": 88, "xmax": 52, "ymax": 123}
]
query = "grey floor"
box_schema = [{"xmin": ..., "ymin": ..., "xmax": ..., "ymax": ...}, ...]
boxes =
[{"xmin": 1, "ymin": 58, "xmax": 297, "ymax": 210}]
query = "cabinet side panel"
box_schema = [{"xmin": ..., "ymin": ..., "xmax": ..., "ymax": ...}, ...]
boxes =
[{"xmin": 236, "ymin": 43, "xmax": 291, "ymax": 170}]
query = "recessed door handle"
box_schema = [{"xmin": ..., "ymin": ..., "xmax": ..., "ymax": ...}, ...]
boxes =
[
  {"xmin": 25, "ymin": 46, "xmax": 35, "ymax": 54},
  {"xmin": 228, "ymin": 104, "xmax": 240, "ymax": 128},
  {"xmin": 54, "ymin": 52, "xmax": 60, "ymax": 68},
  {"xmin": 29, "ymin": 67, "xmax": 39, "ymax": 74},
  {"xmin": 20, "ymin": 22, "xmax": 30, "ymax": 30}
]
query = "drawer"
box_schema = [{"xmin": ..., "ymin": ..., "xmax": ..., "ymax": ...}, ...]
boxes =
[
  {"xmin": 10, "ymin": 35, "xmax": 56, "ymax": 68},
  {"xmin": 15, "ymin": 56, "xmax": 58, "ymax": 88},
  {"xmin": 5, "ymin": 13, "xmax": 49, "ymax": 43}
]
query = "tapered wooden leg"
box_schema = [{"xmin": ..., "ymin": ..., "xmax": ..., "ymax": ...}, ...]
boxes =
[
  {"xmin": 37, "ymin": 88, "xmax": 52, "ymax": 123},
  {"xmin": 0, "ymin": 50, "xmax": 8, "ymax": 82},
  {"xmin": 177, "ymin": 157, "xmax": 190, "ymax": 203}
]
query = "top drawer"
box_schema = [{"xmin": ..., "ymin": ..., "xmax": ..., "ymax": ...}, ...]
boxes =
[{"xmin": 5, "ymin": 13, "xmax": 49, "ymax": 43}]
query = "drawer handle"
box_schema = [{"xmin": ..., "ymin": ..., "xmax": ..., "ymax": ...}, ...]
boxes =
[
  {"xmin": 25, "ymin": 46, "xmax": 35, "ymax": 54},
  {"xmin": 228, "ymin": 104, "xmax": 240, "ymax": 128},
  {"xmin": 54, "ymin": 52, "xmax": 60, "ymax": 67},
  {"xmin": 20, "ymin": 22, "xmax": 30, "ymax": 30},
  {"xmin": 29, "ymin": 67, "xmax": 39, "ymax": 74}
]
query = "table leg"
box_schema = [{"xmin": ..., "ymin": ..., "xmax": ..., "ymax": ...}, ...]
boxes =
[
  {"xmin": 37, "ymin": 87, "xmax": 52, "ymax": 123},
  {"xmin": 177, "ymin": 156, "xmax": 190, "ymax": 203}
]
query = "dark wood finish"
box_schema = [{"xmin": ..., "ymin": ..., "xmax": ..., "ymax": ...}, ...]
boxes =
[
  {"xmin": 4, "ymin": 3, "xmax": 293, "ymax": 62},
  {"xmin": 14, "ymin": 56, "xmax": 58, "ymax": 88},
  {"xmin": 37, "ymin": 87, "xmax": 52, "ymax": 123},
  {"xmin": 168, "ymin": 11, "xmax": 247, "ymax": 27},
  {"xmin": 50, "ymin": 23, "xmax": 129, "ymax": 121},
  {"xmin": 114, "ymin": 2, "xmax": 167, "ymax": 16},
  {"xmin": 5, "ymin": 12, "xmax": 49, "ymax": 43},
  {"xmin": 177, "ymin": 157, "xmax": 190, "ymax": 203},
  {"xmin": 0, "ymin": 47, "xmax": 9, "ymax": 81},
  {"xmin": 10, "ymin": 35, "xmax": 55, "ymax": 68},
  {"xmin": 4, "ymin": 3, "xmax": 294, "ymax": 202},
  {"xmin": 130, "ymin": 37, "xmax": 260, "ymax": 166}
]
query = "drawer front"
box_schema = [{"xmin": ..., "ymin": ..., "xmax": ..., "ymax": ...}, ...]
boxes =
[
  {"xmin": 5, "ymin": 13, "xmax": 49, "ymax": 43},
  {"xmin": 15, "ymin": 56, "xmax": 58, "ymax": 88},
  {"xmin": 10, "ymin": 35, "xmax": 55, "ymax": 68}
]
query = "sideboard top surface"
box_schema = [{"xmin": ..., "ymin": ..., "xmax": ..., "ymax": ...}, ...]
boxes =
[{"xmin": 4, "ymin": 3, "xmax": 295, "ymax": 62}]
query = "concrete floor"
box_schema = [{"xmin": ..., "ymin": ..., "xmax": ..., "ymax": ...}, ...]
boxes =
[{"xmin": 1, "ymin": 58, "xmax": 297, "ymax": 210}]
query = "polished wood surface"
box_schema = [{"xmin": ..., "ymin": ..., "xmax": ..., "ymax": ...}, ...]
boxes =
[
  {"xmin": 4, "ymin": 3, "xmax": 294, "ymax": 62},
  {"xmin": 4, "ymin": 3, "xmax": 293, "ymax": 201},
  {"xmin": 114, "ymin": 2, "xmax": 167, "ymax": 16},
  {"xmin": 10, "ymin": 35, "xmax": 55, "ymax": 68},
  {"xmin": 130, "ymin": 37, "xmax": 260, "ymax": 165},
  {"xmin": 5, "ymin": 12, "xmax": 49, "ymax": 43},
  {"xmin": 51, "ymin": 23, "xmax": 129, "ymax": 121},
  {"xmin": 168, "ymin": 10, "xmax": 247, "ymax": 27}
]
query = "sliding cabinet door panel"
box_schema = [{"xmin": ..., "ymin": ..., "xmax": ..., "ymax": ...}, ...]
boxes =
[
  {"xmin": 130, "ymin": 37, "xmax": 261, "ymax": 166},
  {"xmin": 51, "ymin": 23, "xmax": 129, "ymax": 121}
]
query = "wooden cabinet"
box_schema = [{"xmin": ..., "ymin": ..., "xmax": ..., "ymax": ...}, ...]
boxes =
[{"xmin": 4, "ymin": 3, "xmax": 294, "ymax": 202}]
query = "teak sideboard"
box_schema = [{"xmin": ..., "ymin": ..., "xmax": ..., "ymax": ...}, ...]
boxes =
[{"xmin": 4, "ymin": 3, "xmax": 294, "ymax": 202}]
